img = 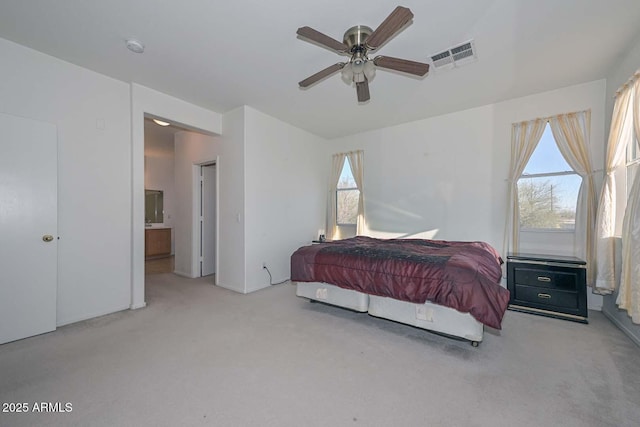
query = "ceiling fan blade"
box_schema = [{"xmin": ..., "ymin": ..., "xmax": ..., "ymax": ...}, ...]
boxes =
[
  {"xmin": 356, "ymin": 79, "xmax": 370, "ymax": 102},
  {"xmin": 365, "ymin": 6, "xmax": 414, "ymax": 50},
  {"xmin": 299, "ymin": 63, "xmax": 345, "ymax": 88},
  {"xmin": 374, "ymin": 56, "xmax": 430, "ymax": 76},
  {"xmin": 297, "ymin": 26, "xmax": 348, "ymax": 53}
]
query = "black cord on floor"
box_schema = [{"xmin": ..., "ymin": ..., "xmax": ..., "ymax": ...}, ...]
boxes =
[{"xmin": 263, "ymin": 265, "xmax": 289, "ymax": 286}]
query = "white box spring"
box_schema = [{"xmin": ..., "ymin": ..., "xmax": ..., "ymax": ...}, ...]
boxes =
[
  {"xmin": 296, "ymin": 282, "xmax": 369, "ymax": 312},
  {"xmin": 368, "ymin": 295, "xmax": 483, "ymax": 343}
]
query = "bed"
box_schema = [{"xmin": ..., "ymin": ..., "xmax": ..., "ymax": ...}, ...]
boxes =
[{"xmin": 291, "ymin": 236, "xmax": 510, "ymax": 345}]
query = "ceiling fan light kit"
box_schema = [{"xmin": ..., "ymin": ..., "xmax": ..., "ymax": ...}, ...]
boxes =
[{"xmin": 297, "ymin": 6, "xmax": 429, "ymax": 103}]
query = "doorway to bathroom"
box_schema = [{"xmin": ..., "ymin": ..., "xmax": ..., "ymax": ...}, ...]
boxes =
[{"xmin": 144, "ymin": 117, "xmax": 178, "ymax": 276}]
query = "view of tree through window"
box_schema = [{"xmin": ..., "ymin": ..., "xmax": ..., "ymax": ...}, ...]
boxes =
[
  {"xmin": 337, "ymin": 159, "xmax": 359, "ymax": 225},
  {"xmin": 518, "ymin": 124, "xmax": 581, "ymax": 230}
]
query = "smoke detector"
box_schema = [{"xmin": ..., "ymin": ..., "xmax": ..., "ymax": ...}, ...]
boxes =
[{"xmin": 125, "ymin": 39, "xmax": 145, "ymax": 54}]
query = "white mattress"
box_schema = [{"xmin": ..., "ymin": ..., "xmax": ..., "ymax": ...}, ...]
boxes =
[
  {"xmin": 368, "ymin": 295, "xmax": 484, "ymax": 343},
  {"xmin": 296, "ymin": 282, "xmax": 369, "ymax": 312}
]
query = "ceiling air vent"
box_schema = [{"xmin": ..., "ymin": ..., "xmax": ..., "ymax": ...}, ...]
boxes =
[
  {"xmin": 430, "ymin": 50, "xmax": 453, "ymax": 69},
  {"xmin": 451, "ymin": 42, "xmax": 474, "ymax": 61},
  {"xmin": 429, "ymin": 40, "xmax": 477, "ymax": 71}
]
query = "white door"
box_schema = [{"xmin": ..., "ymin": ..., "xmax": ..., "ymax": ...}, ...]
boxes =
[
  {"xmin": 0, "ymin": 113, "xmax": 57, "ymax": 344},
  {"xmin": 201, "ymin": 164, "xmax": 216, "ymax": 276}
]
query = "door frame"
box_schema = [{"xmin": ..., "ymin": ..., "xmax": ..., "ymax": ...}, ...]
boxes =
[
  {"xmin": 131, "ymin": 83, "xmax": 222, "ymax": 309},
  {"xmin": 192, "ymin": 159, "xmax": 219, "ymax": 283}
]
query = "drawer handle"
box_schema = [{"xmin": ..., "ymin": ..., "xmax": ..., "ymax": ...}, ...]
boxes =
[
  {"xmin": 537, "ymin": 293, "xmax": 552, "ymax": 299},
  {"xmin": 537, "ymin": 276, "xmax": 552, "ymax": 282}
]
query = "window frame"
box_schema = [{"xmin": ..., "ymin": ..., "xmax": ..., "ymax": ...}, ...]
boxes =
[
  {"xmin": 517, "ymin": 124, "xmax": 581, "ymax": 233},
  {"xmin": 336, "ymin": 158, "xmax": 359, "ymax": 227}
]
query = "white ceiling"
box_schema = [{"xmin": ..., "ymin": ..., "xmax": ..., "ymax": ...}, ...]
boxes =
[{"xmin": 1, "ymin": 0, "xmax": 639, "ymax": 138}]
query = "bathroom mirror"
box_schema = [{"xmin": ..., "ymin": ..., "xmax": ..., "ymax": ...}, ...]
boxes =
[{"xmin": 145, "ymin": 189, "xmax": 164, "ymax": 224}]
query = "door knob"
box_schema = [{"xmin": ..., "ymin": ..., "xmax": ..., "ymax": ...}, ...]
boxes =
[{"xmin": 42, "ymin": 235, "xmax": 54, "ymax": 242}]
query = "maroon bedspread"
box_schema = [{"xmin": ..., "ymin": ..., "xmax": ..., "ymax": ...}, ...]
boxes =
[{"xmin": 290, "ymin": 236, "xmax": 510, "ymax": 329}]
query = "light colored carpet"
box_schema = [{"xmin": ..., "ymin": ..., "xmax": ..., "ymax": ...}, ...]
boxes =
[{"xmin": 1, "ymin": 273, "xmax": 639, "ymax": 427}]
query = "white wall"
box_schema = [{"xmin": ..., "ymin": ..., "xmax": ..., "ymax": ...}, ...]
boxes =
[
  {"xmin": 601, "ymin": 31, "xmax": 640, "ymax": 345},
  {"xmin": 244, "ymin": 107, "xmax": 327, "ymax": 292},
  {"xmin": 331, "ymin": 80, "xmax": 605, "ymax": 247},
  {"xmin": 172, "ymin": 106, "xmax": 327, "ymax": 294},
  {"xmin": 144, "ymin": 104, "xmax": 326, "ymax": 296},
  {"xmin": 0, "ymin": 38, "xmax": 132, "ymax": 325},
  {"xmin": 216, "ymin": 107, "xmax": 247, "ymax": 293},
  {"xmin": 173, "ymin": 130, "xmax": 219, "ymax": 277},
  {"xmin": 147, "ymin": 105, "xmax": 328, "ymax": 294},
  {"xmin": 332, "ymin": 106, "xmax": 497, "ymax": 244},
  {"xmin": 330, "ymin": 79, "xmax": 606, "ymax": 309}
]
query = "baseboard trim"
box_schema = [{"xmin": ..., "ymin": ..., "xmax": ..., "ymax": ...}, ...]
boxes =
[
  {"xmin": 130, "ymin": 302, "xmax": 146, "ymax": 310},
  {"xmin": 173, "ymin": 270, "xmax": 196, "ymax": 278},
  {"xmin": 246, "ymin": 283, "xmax": 271, "ymax": 294},
  {"xmin": 57, "ymin": 304, "xmax": 131, "ymax": 327},
  {"xmin": 215, "ymin": 282, "xmax": 245, "ymax": 294},
  {"xmin": 602, "ymin": 309, "xmax": 640, "ymax": 348}
]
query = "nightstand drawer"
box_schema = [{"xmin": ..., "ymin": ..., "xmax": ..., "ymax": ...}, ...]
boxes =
[
  {"xmin": 513, "ymin": 267, "xmax": 577, "ymax": 290},
  {"xmin": 514, "ymin": 285, "xmax": 578, "ymax": 310}
]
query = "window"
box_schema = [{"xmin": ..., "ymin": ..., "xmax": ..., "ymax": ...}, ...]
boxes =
[
  {"xmin": 336, "ymin": 158, "xmax": 359, "ymax": 226},
  {"xmin": 518, "ymin": 123, "xmax": 581, "ymax": 230}
]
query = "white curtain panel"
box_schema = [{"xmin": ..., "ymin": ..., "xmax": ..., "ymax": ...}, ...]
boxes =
[
  {"xmin": 594, "ymin": 81, "xmax": 636, "ymax": 293},
  {"xmin": 327, "ymin": 153, "xmax": 346, "ymax": 240},
  {"xmin": 549, "ymin": 110, "xmax": 596, "ymax": 285},
  {"xmin": 617, "ymin": 78, "xmax": 640, "ymax": 323},
  {"xmin": 503, "ymin": 118, "xmax": 546, "ymax": 257},
  {"xmin": 347, "ymin": 150, "xmax": 366, "ymax": 236}
]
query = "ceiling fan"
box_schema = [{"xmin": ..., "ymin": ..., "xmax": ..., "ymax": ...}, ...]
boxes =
[{"xmin": 297, "ymin": 6, "xmax": 430, "ymax": 103}]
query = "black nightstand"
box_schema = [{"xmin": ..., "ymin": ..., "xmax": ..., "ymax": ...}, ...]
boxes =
[{"xmin": 507, "ymin": 253, "xmax": 588, "ymax": 323}]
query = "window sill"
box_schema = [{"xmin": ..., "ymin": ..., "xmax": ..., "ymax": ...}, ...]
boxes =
[{"xmin": 520, "ymin": 228, "xmax": 575, "ymax": 234}]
